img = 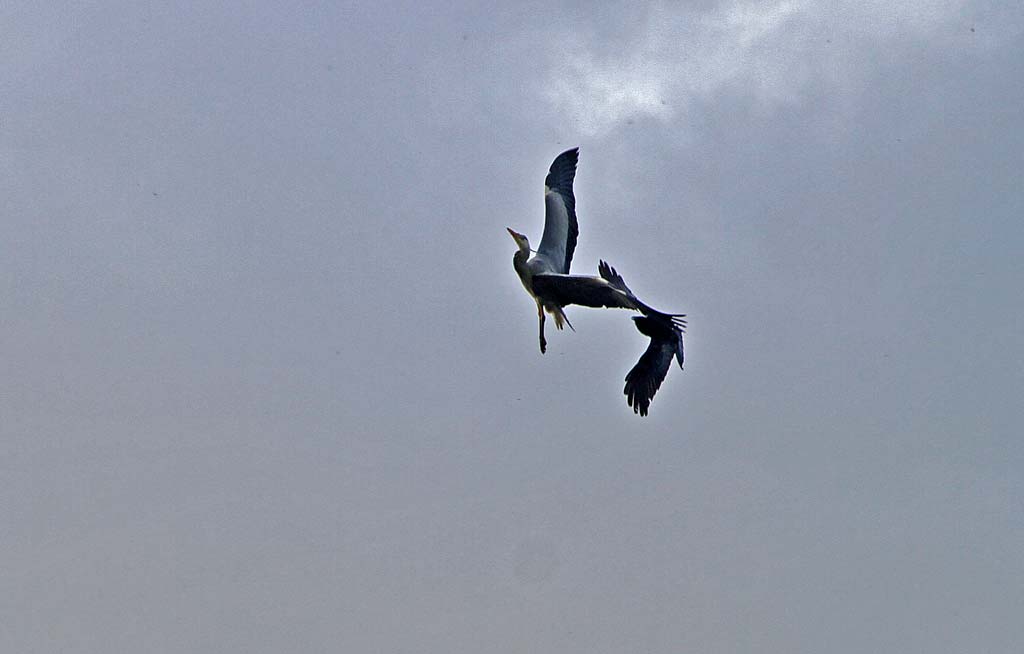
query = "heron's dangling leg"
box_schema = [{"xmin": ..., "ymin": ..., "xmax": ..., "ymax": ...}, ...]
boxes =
[{"xmin": 537, "ymin": 302, "xmax": 547, "ymax": 354}]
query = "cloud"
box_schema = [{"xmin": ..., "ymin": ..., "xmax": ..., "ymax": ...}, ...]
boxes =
[{"xmin": 543, "ymin": 0, "xmax": 987, "ymax": 136}]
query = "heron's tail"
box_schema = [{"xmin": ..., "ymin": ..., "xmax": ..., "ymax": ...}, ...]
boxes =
[{"xmin": 550, "ymin": 305, "xmax": 575, "ymax": 332}]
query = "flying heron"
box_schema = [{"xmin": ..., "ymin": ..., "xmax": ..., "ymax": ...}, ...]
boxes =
[{"xmin": 507, "ymin": 147, "xmax": 687, "ymax": 415}]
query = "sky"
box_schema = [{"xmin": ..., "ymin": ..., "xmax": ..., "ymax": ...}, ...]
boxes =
[{"xmin": 2, "ymin": 1, "xmax": 1023, "ymax": 651}]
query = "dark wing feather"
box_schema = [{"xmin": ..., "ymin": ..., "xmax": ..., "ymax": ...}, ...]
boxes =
[
  {"xmin": 599, "ymin": 260, "xmax": 688, "ymax": 331},
  {"xmin": 598, "ymin": 260, "xmax": 634, "ymax": 295},
  {"xmin": 624, "ymin": 316, "xmax": 684, "ymax": 416},
  {"xmin": 537, "ymin": 148, "xmax": 579, "ymax": 274}
]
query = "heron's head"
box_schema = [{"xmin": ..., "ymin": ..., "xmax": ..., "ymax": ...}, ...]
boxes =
[{"xmin": 506, "ymin": 227, "xmax": 530, "ymax": 252}]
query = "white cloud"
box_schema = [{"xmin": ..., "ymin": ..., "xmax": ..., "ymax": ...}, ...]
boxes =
[{"xmin": 543, "ymin": 0, "xmax": 987, "ymax": 136}]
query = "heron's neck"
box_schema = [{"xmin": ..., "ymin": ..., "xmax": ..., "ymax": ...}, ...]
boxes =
[{"xmin": 512, "ymin": 249, "xmax": 532, "ymax": 286}]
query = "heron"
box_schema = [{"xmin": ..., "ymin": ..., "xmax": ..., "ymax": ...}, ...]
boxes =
[{"xmin": 507, "ymin": 147, "xmax": 687, "ymax": 415}]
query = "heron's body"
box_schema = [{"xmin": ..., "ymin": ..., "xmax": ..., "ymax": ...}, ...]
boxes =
[
  {"xmin": 511, "ymin": 247, "xmax": 572, "ymax": 335},
  {"xmin": 507, "ymin": 147, "xmax": 687, "ymax": 416}
]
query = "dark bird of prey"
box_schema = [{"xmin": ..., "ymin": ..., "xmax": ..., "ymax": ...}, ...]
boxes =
[
  {"xmin": 624, "ymin": 315, "xmax": 685, "ymax": 416},
  {"xmin": 507, "ymin": 148, "xmax": 686, "ymax": 415}
]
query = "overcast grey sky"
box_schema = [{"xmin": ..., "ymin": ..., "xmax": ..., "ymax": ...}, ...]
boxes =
[{"xmin": 3, "ymin": 1, "xmax": 1023, "ymax": 651}]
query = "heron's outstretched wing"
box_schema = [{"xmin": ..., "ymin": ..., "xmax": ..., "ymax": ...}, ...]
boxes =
[
  {"xmin": 531, "ymin": 272, "xmax": 638, "ymax": 310},
  {"xmin": 534, "ymin": 262, "xmax": 687, "ymax": 327},
  {"xmin": 537, "ymin": 148, "xmax": 579, "ymax": 274},
  {"xmin": 624, "ymin": 315, "xmax": 684, "ymax": 416}
]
